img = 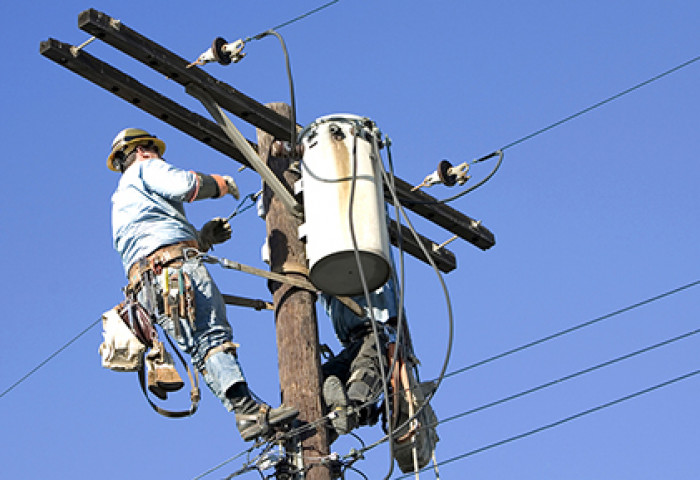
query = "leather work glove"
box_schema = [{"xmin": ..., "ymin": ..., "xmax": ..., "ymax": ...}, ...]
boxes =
[
  {"xmin": 199, "ymin": 217, "xmax": 232, "ymax": 251},
  {"xmin": 222, "ymin": 175, "xmax": 240, "ymax": 200}
]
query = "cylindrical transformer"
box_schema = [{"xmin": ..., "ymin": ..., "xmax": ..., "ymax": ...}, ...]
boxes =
[{"xmin": 297, "ymin": 114, "xmax": 391, "ymax": 296}]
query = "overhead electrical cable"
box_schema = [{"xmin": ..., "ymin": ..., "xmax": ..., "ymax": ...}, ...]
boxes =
[
  {"xmin": 0, "ymin": 317, "xmax": 101, "ymax": 400},
  {"xmin": 211, "ymin": 282, "xmax": 699, "ymax": 478},
  {"xmin": 244, "ymin": 0, "xmax": 341, "ymax": 42},
  {"xmin": 441, "ymin": 279, "xmax": 700, "ymax": 382},
  {"xmin": 500, "ymin": 54, "xmax": 700, "ymax": 152},
  {"xmin": 192, "ymin": 445, "xmax": 258, "ymax": 480},
  {"xmin": 437, "ymin": 327, "xmax": 700, "ymax": 428},
  {"xmin": 395, "ymin": 368, "xmax": 700, "ymax": 479},
  {"xmin": 332, "ymin": 278, "xmax": 699, "ymax": 433},
  {"xmin": 354, "ymin": 325, "xmax": 700, "ymax": 459},
  {"xmin": 408, "ymin": 54, "xmax": 700, "ymax": 206}
]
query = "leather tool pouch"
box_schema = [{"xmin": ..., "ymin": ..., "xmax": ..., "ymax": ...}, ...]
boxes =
[{"xmin": 120, "ymin": 295, "xmax": 158, "ymax": 348}]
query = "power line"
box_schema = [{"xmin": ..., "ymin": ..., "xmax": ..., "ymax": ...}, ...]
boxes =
[
  {"xmin": 441, "ymin": 279, "xmax": 700, "ymax": 382},
  {"xmin": 245, "ymin": 0, "xmax": 341, "ymax": 42},
  {"xmin": 192, "ymin": 445, "xmax": 257, "ymax": 480},
  {"xmin": 437, "ymin": 327, "xmax": 700, "ymax": 428},
  {"xmin": 500, "ymin": 54, "xmax": 700, "ymax": 151},
  {"xmin": 410, "ymin": 54, "xmax": 700, "ymax": 206},
  {"xmin": 355, "ymin": 322, "xmax": 700, "ymax": 459},
  {"xmin": 0, "ymin": 317, "xmax": 101, "ymax": 400},
  {"xmin": 396, "ymin": 368, "xmax": 700, "ymax": 479}
]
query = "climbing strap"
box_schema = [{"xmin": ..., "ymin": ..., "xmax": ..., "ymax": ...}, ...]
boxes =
[
  {"xmin": 137, "ymin": 331, "xmax": 201, "ymax": 418},
  {"xmin": 193, "ymin": 250, "xmax": 365, "ymax": 317}
]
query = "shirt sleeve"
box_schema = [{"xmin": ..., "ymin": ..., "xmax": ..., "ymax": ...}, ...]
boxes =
[{"xmin": 140, "ymin": 159, "xmax": 198, "ymax": 202}]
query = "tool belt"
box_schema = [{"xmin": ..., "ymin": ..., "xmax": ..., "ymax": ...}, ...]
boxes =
[
  {"xmin": 125, "ymin": 240, "xmax": 199, "ymax": 341},
  {"xmin": 106, "ymin": 239, "xmax": 203, "ymax": 418},
  {"xmin": 128, "ymin": 239, "xmax": 200, "ymax": 288}
]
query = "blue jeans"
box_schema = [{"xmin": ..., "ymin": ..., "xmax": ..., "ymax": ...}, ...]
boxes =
[
  {"xmin": 140, "ymin": 256, "xmax": 246, "ymax": 411},
  {"xmin": 320, "ymin": 277, "xmax": 400, "ymax": 347}
]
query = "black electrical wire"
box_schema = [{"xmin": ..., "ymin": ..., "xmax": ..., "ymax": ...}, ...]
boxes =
[
  {"xmin": 383, "ymin": 139, "xmax": 456, "ymax": 403},
  {"xmin": 371, "ymin": 278, "xmax": 700, "ymax": 414},
  {"xmin": 436, "ymin": 326, "xmax": 700, "ymax": 430},
  {"xmin": 245, "ymin": 0, "xmax": 341, "ymax": 42},
  {"xmin": 192, "ymin": 444, "xmax": 259, "ymax": 480},
  {"xmin": 347, "ymin": 128, "xmax": 396, "ymax": 478},
  {"xmin": 339, "ymin": 278, "xmax": 700, "ymax": 463},
  {"xmin": 344, "ymin": 129, "xmax": 457, "ymax": 479},
  {"xmin": 254, "ymin": 30, "xmax": 298, "ymax": 157},
  {"xmin": 408, "ymin": 53, "xmax": 700, "ymax": 206},
  {"xmin": 442, "ymin": 279, "xmax": 700, "ymax": 382},
  {"xmin": 0, "ymin": 317, "xmax": 101, "ymax": 400},
  {"xmin": 500, "ymin": 54, "xmax": 700, "ymax": 152},
  {"xmin": 346, "ymin": 465, "xmax": 370, "ymax": 480},
  {"xmin": 394, "ymin": 368, "xmax": 700, "ymax": 479},
  {"xmin": 349, "ymin": 141, "xmax": 457, "ymax": 459},
  {"xmin": 269, "ymin": 276, "xmax": 700, "ymax": 464}
]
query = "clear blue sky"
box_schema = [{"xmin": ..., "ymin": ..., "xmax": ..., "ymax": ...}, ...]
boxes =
[{"xmin": 2, "ymin": 1, "xmax": 699, "ymax": 478}]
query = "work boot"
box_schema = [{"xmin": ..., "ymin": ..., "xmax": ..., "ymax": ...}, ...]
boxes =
[
  {"xmin": 323, "ymin": 375, "xmax": 357, "ymax": 435},
  {"xmin": 228, "ymin": 383, "xmax": 298, "ymax": 442},
  {"xmin": 146, "ymin": 344, "xmax": 184, "ymax": 400}
]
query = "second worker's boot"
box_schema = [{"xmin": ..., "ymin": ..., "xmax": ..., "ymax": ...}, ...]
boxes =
[{"xmin": 323, "ymin": 375, "xmax": 357, "ymax": 435}]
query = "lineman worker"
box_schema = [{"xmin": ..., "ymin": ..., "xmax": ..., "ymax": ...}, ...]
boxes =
[
  {"xmin": 320, "ymin": 278, "xmax": 401, "ymax": 437},
  {"xmin": 108, "ymin": 128, "xmax": 297, "ymax": 441}
]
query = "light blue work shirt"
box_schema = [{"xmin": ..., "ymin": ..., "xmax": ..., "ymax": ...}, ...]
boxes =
[{"xmin": 112, "ymin": 158, "xmax": 199, "ymax": 275}]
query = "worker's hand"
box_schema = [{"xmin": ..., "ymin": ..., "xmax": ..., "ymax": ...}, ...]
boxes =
[
  {"xmin": 222, "ymin": 175, "xmax": 240, "ymax": 200},
  {"xmin": 199, "ymin": 217, "xmax": 232, "ymax": 251}
]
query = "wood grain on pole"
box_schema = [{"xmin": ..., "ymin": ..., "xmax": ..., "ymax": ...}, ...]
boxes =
[{"xmin": 258, "ymin": 103, "xmax": 330, "ymax": 480}]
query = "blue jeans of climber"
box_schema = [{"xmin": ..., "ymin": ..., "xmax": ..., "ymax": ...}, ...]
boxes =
[{"xmin": 140, "ymin": 256, "xmax": 245, "ymax": 411}]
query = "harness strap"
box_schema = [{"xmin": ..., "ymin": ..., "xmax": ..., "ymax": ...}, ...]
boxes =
[
  {"xmin": 203, "ymin": 341, "xmax": 240, "ymax": 364},
  {"xmin": 201, "ymin": 252, "xmax": 365, "ymax": 317},
  {"xmin": 137, "ymin": 331, "xmax": 201, "ymax": 418},
  {"xmin": 128, "ymin": 240, "xmax": 200, "ymax": 287}
]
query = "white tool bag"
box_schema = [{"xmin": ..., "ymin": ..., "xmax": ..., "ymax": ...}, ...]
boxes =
[{"xmin": 98, "ymin": 306, "xmax": 146, "ymax": 372}]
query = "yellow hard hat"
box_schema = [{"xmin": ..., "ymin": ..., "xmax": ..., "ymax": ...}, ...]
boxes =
[{"xmin": 107, "ymin": 128, "xmax": 166, "ymax": 171}]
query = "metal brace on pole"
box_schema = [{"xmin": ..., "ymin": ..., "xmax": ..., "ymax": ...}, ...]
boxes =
[{"xmin": 186, "ymin": 84, "xmax": 303, "ymax": 218}]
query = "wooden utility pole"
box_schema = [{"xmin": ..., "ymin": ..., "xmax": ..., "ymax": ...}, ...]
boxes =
[{"xmin": 258, "ymin": 103, "xmax": 330, "ymax": 480}]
